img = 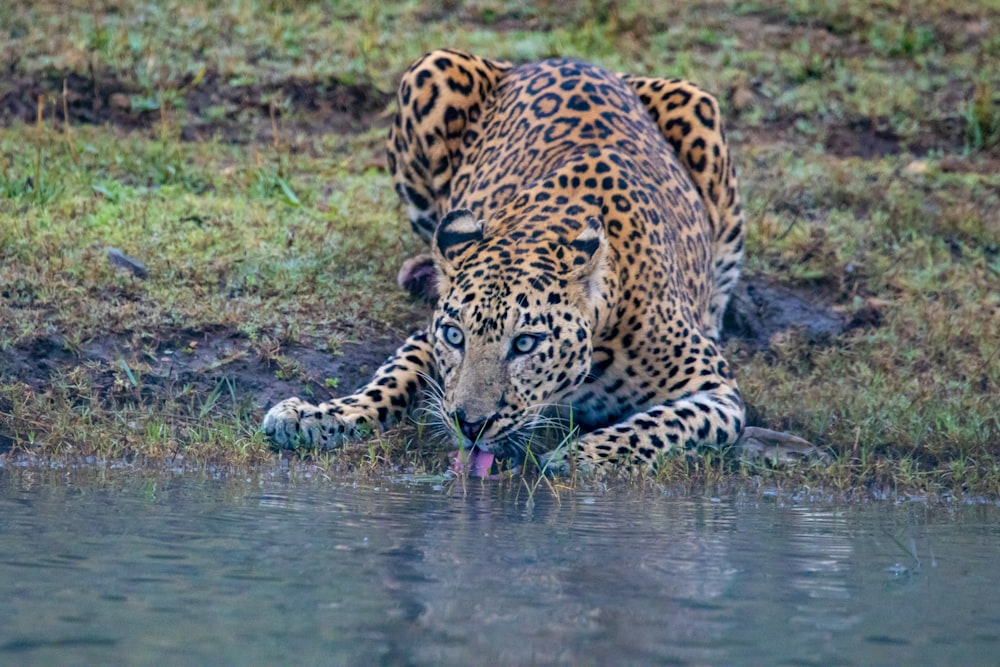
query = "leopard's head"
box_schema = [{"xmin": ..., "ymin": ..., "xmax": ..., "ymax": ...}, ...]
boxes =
[{"xmin": 429, "ymin": 208, "xmax": 608, "ymax": 464}]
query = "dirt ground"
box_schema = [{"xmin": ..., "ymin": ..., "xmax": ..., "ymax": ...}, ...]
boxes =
[
  {"xmin": 0, "ymin": 66, "xmax": 393, "ymax": 145},
  {"xmin": 0, "ymin": 278, "xmax": 865, "ymax": 445}
]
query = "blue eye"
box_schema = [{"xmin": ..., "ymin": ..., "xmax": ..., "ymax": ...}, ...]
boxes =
[
  {"xmin": 442, "ymin": 324, "xmax": 464, "ymax": 348},
  {"xmin": 512, "ymin": 334, "xmax": 539, "ymax": 355}
]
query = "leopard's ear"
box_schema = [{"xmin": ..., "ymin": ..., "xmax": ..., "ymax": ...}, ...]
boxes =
[
  {"xmin": 432, "ymin": 209, "xmax": 484, "ymax": 273},
  {"xmin": 567, "ymin": 216, "xmax": 608, "ymax": 301},
  {"xmin": 568, "ymin": 216, "xmax": 607, "ymax": 276}
]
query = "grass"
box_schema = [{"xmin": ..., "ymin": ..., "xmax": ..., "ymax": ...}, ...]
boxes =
[{"xmin": 1, "ymin": 0, "xmax": 998, "ymax": 498}]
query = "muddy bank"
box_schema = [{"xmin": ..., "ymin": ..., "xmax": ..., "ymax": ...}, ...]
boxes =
[
  {"xmin": 0, "ymin": 66, "xmax": 392, "ymax": 144},
  {"xmin": 0, "ymin": 327, "xmax": 400, "ymax": 437},
  {"xmin": 0, "ymin": 275, "xmax": 862, "ymax": 425},
  {"xmin": 722, "ymin": 276, "xmax": 881, "ymax": 348}
]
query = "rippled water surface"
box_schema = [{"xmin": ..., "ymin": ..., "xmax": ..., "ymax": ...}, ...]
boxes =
[{"xmin": 2, "ymin": 469, "xmax": 999, "ymax": 665}]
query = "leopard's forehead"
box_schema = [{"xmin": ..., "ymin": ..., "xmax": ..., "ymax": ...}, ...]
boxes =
[
  {"xmin": 437, "ymin": 283, "xmax": 561, "ymax": 340},
  {"xmin": 436, "ymin": 243, "xmax": 570, "ymax": 337}
]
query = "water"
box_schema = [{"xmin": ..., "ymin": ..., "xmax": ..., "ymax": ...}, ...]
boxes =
[{"xmin": 2, "ymin": 469, "xmax": 999, "ymax": 666}]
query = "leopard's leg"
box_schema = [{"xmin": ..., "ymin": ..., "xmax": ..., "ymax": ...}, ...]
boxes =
[
  {"xmin": 544, "ymin": 340, "xmax": 744, "ymax": 475},
  {"xmin": 622, "ymin": 75, "xmax": 745, "ymax": 339},
  {"xmin": 387, "ymin": 49, "xmax": 510, "ymax": 301},
  {"xmin": 262, "ymin": 330, "xmax": 436, "ymax": 449}
]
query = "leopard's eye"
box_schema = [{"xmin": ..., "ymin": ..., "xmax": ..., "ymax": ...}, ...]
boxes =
[
  {"xmin": 511, "ymin": 333, "xmax": 539, "ymax": 355},
  {"xmin": 442, "ymin": 324, "xmax": 465, "ymax": 349}
]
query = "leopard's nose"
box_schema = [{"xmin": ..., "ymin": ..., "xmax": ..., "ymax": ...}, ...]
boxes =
[{"xmin": 452, "ymin": 409, "xmax": 496, "ymax": 443}]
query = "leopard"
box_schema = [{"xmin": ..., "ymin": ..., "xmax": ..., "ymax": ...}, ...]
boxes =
[{"xmin": 262, "ymin": 48, "xmax": 746, "ymax": 475}]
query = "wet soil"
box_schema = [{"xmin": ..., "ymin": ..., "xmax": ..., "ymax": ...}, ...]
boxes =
[
  {"xmin": 822, "ymin": 115, "xmax": 968, "ymax": 159},
  {"xmin": 0, "ymin": 327, "xmax": 401, "ymax": 417},
  {"xmin": 0, "ymin": 274, "xmax": 854, "ymax": 437},
  {"xmin": 0, "ymin": 66, "xmax": 392, "ymax": 144},
  {"xmin": 722, "ymin": 277, "xmax": 849, "ymax": 347}
]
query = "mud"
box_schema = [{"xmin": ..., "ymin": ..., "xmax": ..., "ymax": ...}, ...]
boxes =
[
  {"xmin": 0, "ymin": 274, "xmax": 853, "ymax": 435},
  {"xmin": 0, "ymin": 327, "xmax": 401, "ymax": 421},
  {"xmin": 822, "ymin": 115, "xmax": 968, "ymax": 158},
  {"xmin": 0, "ymin": 66, "xmax": 392, "ymax": 144},
  {"xmin": 722, "ymin": 278, "xmax": 848, "ymax": 347}
]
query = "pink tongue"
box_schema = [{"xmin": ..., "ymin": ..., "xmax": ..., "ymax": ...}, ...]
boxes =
[
  {"xmin": 472, "ymin": 449, "xmax": 495, "ymax": 477},
  {"xmin": 451, "ymin": 448, "xmax": 496, "ymax": 477}
]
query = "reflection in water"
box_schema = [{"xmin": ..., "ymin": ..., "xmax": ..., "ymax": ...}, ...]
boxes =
[
  {"xmin": 367, "ymin": 488, "xmax": 742, "ymax": 665},
  {"xmin": 1, "ymin": 469, "xmax": 999, "ymax": 665},
  {"xmin": 786, "ymin": 507, "xmax": 858, "ymax": 638}
]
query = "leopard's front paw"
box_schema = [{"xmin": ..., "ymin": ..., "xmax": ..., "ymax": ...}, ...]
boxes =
[
  {"xmin": 261, "ymin": 397, "xmax": 315, "ymax": 449},
  {"xmin": 261, "ymin": 397, "xmax": 374, "ymax": 450},
  {"xmin": 538, "ymin": 446, "xmax": 571, "ymax": 476}
]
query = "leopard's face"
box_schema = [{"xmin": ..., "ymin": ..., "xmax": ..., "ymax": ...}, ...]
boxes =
[{"xmin": 431, "ymin": 244, "xmax": 595, "ymax": 456}]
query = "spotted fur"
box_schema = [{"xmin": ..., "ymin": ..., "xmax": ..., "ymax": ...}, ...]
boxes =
[{"xmin": 263, "ymin": 49, "xmax": 746, "ymax": 473}]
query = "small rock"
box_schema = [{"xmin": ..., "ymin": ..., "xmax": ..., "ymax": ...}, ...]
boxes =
[{"xmin": 106, "ymin": 247, "xmax": 148, "ymax": 279}]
